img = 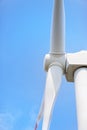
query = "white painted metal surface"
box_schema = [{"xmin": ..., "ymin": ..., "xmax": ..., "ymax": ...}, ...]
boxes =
[
  {"xmin": 35, "ymin": 0, "xmax": 65, "ymax": 129},
  {"xmin": 35, "ymin": 0, "xmax": 87, "ymax": 129},
  {"xmin": 50, "ymin": 0, "xmax": 65, "ymax": 54},
  {"xmin": 42, "ymin": 65, "xmax": 63, "ymax": 130},
  {"xmin": 74, "ymin": 68, "xmax": 87, "ymax": 130},
  {"xmin": 66, "ymin": 51, "xmax": 87, "ymax": 82},
  {"xmin": 44, "ymin": 53, "xmax": 66, "ymax": 72}
]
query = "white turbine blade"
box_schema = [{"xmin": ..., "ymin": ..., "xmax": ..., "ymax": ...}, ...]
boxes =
[
  {"xmin": 42, "ymin": 65, "xmax": 63, "ymax": 130},
  {"xmin": 74, "ymin": 68, "xmax": 87, "ymax": 130},
  {"xmin": 50, "ymin": 0, "xmax": 65, "ymax": 54},
  {"xmin": 34, "ymin": 95, "xmax": 44, "ymax": 130}
]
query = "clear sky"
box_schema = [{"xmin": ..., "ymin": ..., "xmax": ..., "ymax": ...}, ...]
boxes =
[{"xmin": 0, "ymin": 0, "xmax": 87, "ymax": 130}]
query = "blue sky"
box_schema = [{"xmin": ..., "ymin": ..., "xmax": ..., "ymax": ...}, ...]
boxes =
[{"xmin": 0, "ymin": 0, "xmax": 87, "ymax": 130}]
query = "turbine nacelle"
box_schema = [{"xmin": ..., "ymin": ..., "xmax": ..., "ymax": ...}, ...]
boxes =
[{"xmin": 66, "ymin": 51, "xmax": 87, "ymax": 82}]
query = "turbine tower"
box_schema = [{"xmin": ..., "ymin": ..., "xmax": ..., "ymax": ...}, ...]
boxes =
[{"xmin": 35, "ymin": 0, "xmax": 87, "ymax": 130}]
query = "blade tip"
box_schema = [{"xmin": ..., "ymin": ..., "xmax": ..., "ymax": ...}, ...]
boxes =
[{"xmin": 34, "ymin": 123, "xmax": 38, "ymax": 130}]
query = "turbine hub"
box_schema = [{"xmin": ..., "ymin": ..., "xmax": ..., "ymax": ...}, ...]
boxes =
[{"xmin": 44, "ymin": 53, "xmax": 66, "ymax": 73}]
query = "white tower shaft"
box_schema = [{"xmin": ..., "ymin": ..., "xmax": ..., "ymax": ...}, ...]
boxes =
[{"xmin": 74, "ymin": 68, "xmax": 87, "ymax": 130}]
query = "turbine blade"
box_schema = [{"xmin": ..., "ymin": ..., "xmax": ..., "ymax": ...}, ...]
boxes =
[
  {"xmin": 34, "ymin": 95, "xmax": 44, "ymax": 130},
  {"xmin": 50, "ymin": 0, "xmax": 65, "ymax": 54},
  {"xmin": 42, "ymin": 65, "xmax": 63, "ymax": 130}
]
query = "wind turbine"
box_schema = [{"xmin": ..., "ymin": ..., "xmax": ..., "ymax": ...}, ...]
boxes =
[{"xmin": 35, "ymin": 0, "xmax": 87, "ymax": 130}]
